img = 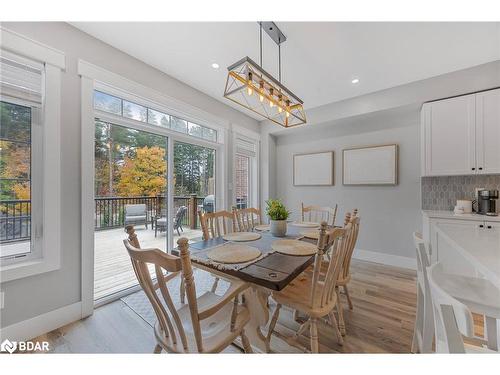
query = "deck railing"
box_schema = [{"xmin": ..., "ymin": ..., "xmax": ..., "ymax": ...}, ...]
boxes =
[
  {"xmin": 0, "ymin": 199, "xmax": 31, "ymax": 243},
  {"xmin": 0, "ymin": 195, "xmax": 207, "ymax": 243},
  {"xmin": 94, "ymin": 195, "xmax": 206, "ymax": 230}
]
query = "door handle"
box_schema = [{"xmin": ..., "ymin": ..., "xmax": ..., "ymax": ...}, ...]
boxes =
[
  {"xmin": 487, "ymin": 225, "xmax": 492, "ymax": 229},
  {"xmin": 479, "ymin": 224, "xmax": 484, "ymax": 228}
]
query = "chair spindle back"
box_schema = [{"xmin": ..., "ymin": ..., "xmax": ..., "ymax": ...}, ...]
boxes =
[
  {"xmin": 234, "ymin": 207, "xmax": 262, "ymax": 231},
  {"xmin": 198, "ymin": 210, "xmax": 236, "ymax": 240}
]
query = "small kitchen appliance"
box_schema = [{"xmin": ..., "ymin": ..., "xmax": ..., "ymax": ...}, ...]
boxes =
[{"xmin": 477, "ymin": 189, "xmax": 499, "ymax": 216}]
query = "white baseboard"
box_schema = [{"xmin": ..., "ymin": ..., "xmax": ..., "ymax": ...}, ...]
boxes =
[
  {"xmin": 0, "ymin": 302, "xmax": 82, "ymax": 342},
  {"xmin": 353, "ymin": 248, "xmax": 416, "ymax": 270}
]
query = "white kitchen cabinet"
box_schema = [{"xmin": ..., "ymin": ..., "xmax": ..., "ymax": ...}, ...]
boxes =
[
  {"xmin": 476, "ymin": 89, "xmax": 500, "ymax": 174},
  {"xmin": 421, "ymin": 94, "xmax": 476, "ymax": 176},
  {"xmin": 421, "ymin": 88, "xmax": 500, "ymax": 177}
]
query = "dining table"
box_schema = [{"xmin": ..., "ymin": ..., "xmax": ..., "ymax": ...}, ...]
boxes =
[{"xmin": 171, "ymin": 222, "xmax": 321, "ymax": 352}]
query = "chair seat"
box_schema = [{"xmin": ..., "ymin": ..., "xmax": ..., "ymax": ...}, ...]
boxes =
[
  {"xmin": 126, "ymin": 215, "xmax": 147, "ymax": 221},
  {"xmin": 154, "ymin": 291, "xmax": 250, "ymax": 353},
  {"xmin": 156, "ymin": 218, "xmax": 167, "ymax": 225},
  {"xmin": 438, "ymin": 274, "xmax": 500, "ymax": 319},
  {"xmin": 272, "ymin": 270, "xmax": 336, "ymax": 318}
]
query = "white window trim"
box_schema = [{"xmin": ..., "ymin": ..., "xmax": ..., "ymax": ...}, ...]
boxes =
[
  {"xmin": 79, "ymin": 60, "xmax": 229, "ymax": 315},
  {"xmin": 0, "ymin": 28, "xmax": 65, "ymax": 282}
]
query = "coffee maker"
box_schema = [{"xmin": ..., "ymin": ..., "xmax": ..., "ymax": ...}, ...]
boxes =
[{"xmin": 477, "ymin": 189, "xmax": 499, "ymax": 216}]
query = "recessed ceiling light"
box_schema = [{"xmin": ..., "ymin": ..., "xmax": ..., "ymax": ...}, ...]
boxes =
[
  {"xmin": 211, "ymin": 63, "xmax": 220, "ymax": 69},
  {"xmin": 351, "ymin": 78, "xmax": 360, "ymax": 84}
]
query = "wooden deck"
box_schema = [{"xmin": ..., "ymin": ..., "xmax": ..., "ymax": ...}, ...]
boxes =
[{"xmin": 94, "ymin": 226, "xmax": 203, "ymax": 300}]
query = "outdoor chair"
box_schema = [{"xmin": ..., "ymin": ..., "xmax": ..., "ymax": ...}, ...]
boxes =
[
  {"xmin": 124, "ymin": 204, "xmax": 148, "ymax": 229},
  {"xmin": 155, "ymin": 206, "xmax": 187, "ymax": 237}
]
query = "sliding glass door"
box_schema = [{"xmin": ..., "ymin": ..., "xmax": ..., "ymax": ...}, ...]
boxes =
[{"xmin": 94, "ymin": 120, "xmax": 168, "ymax": 301}]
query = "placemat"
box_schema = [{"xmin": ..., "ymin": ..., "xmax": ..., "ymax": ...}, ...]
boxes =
[
  {"xmin": 222, "ymin": 232, "xmax": 261, "ymax": 242},
  {"xmin": 271, "ymin": 239, "xmax": 318, "ymax": 256},
  {"xmin": 289, "ymin": 221, "xmax": 320, "ymax": 228},
  {"xmin": 300, "ymin": 229, "xmax": 320, "ymax": 240},
  {"xmin": 207, "ymin": 243, "xmax": 262, "ymax": 264}
]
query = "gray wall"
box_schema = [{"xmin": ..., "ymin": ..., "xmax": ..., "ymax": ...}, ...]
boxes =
[
  {"xmin": 274, "ymin": 121, "xmax": 421, "ymax": 260},
  {"xmin": 0, "ymin": 22, "xmax": 258, "ymax": 328}
]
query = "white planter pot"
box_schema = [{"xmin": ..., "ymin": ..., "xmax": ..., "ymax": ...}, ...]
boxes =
[{"xmin": 269, "ymin": 219, "xmax": 287, "ymax": 237}]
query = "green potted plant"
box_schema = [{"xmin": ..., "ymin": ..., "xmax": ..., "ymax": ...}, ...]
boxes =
[{"xmin": 266, "ymin": 199, "xmax": 291, "ymax": 237}]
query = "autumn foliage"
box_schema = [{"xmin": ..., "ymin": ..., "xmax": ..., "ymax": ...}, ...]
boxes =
[{"xmin": 116, "ymin": 146, "xmax": 166, "ymax": 197}]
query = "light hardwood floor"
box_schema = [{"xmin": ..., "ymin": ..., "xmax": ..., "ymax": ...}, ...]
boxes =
[{"xmin": 32, "ymin": 259, "xmax": 488, "ymax": 353}]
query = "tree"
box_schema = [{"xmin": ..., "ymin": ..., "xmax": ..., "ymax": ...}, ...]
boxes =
[{"xmin": 116, "ymin": 146, "xmax": 166, "ymax": 197}]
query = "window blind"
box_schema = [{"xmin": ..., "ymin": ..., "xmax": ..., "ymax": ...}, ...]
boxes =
[
  {"xmin": 235, "ymin": 136, "xmax": 257, "ymax": 157},
  {"xmin": 0, "ymin": 50, "xmax": 43, "ymax": 104}
]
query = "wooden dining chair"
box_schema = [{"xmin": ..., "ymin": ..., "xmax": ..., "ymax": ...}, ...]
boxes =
[
  {"xmin": 411, "ymin": 232, "xmax": 434, "ymax": 353},
  {"xmin": 123, "ymin": 226, "xmax": 252, "ymax": 353},
  {"xmin": 198, "ymin": 210, "xmax": 236, "ymax": 240},
  {"xmin": 301, "ymin": 203, "xmax": 338, "ymax": 227},
  {"xmin": 267, "ymin": 222, "xmax": 352, "ymax": 353},
  {"xmin": 334, "ymin": 210, "xmax": 360, "ymax": 335},
  {"xmin": 428, "ymin": 262, "xmax": 496, "ymax": 353},
  {"xmin": 233, "ymin": 207, "xmax": 262, "ymax": 232},
  {"xmin": 198, "ymin": 210, "xmax": 238, "ymax": 294}
]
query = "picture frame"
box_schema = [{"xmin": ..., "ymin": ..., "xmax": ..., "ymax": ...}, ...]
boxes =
[
  {"xmin": 293, "ymin": 151, "xmax": 334, "ymax": 186},
  {"xmin": 342, "ymin": 144, "xmax": 398, "ymax": 185}
]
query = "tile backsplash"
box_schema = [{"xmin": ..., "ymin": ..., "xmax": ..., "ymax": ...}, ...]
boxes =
[{"xmin": 421, "ymin": 175, "xmax": 500, "ymax": 210}]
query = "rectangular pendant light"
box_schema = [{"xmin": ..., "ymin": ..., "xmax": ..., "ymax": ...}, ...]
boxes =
[{"xmin": 223, "ymin": 56, "xmax": 306, "ymax": 128}]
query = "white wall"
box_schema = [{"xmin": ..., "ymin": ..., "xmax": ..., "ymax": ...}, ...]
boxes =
[
  {"xmin": 274, "ymin": 119, "xmax": 421, "ymax": 262},
  {"xmin": 0, "ymin": 22, "xmax": 258, "ymax": 330}
]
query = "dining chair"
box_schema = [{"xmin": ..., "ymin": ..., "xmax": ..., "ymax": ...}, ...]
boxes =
[
  {"xmin": 267, "ymin": 222, "xmax": 352, "ymax": 353},
  {"xmin": 428, "ymin": 262, "xmax": 497, "ymax": 353},
  {"xmin": 198, "ymin": 210, "xmax": 236, "ymax": 240},
  {"xmin": 198, "ymin": 210, "xmax": 238, "ymax": 294},
  {"xmin": 234, "ymin": 207, "xmax": 262, "ymax": 232},
  {"xmin": 123, "ymin": 226, "xmax": 252, "ymax": 353},
  {"xmin": 333, "ymin": 210, "xmax": 360, "ymax": 335},
  {"xmin": 411, "ymin": 232, "xmax": 434, "ymax": 353},
  {"xmin": 301, "ymin": 203, "xmax": 338, "ymax": 227}
]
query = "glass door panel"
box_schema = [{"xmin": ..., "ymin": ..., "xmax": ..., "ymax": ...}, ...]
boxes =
[
  {"xmin": 94, "ymin": 120, "xmax": 168, "ymax": 301},
  {"xmin": 173, "ymin": 141, "xmax": 215, "ymax": 243}
]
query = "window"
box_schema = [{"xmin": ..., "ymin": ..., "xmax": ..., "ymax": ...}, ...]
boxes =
[
  {"xmin": 0, "ymin": 54, "xmax": 42, "ymax": 261},
  {"xmin": 235, "ymin": 154, "xmax": 250, "ymax": 209},
  {"xmin": 93, "ymin": 90, "xmax": 218, "ymax": 142},
  {"xmin": 234, "ymin": 135, "xmax": 258, "ymax": 209},
  {"xmin": 0, "ymin": 31, "xmax": 64, "ymax": 282},
  {"xmin": 148, "ymin": 108, "xmax": 169, "ymax": 127},
  {"xmin": 94, "ymin": 91, "xmax": 122, "ymax": 115},
  {"xmin": 123, "ymin": 100, "xmax": 147, "ymax": 122}
]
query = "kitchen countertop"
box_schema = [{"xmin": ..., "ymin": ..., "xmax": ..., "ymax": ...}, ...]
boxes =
[
  {"xmin": 434, "ymin": 222, "xmax": 500, "ymax": 288},
  {"xmin": 423, "ymin": 210, "xmax": 500, "ymax": 222}
]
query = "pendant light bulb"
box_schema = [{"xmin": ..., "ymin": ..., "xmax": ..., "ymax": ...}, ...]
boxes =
[
  {"xmin": 259, "ymin": 94, "xmax": 264, "ymax": 102},
  {"xmin": 247, "ymin": 71, "xmax": 253, "ymax": 96},
  {"xmin": 286, "ymin": 111, "xmax": 290, "ymax": 118},
  {"xmin": 278, "ymin": 106, "xmax": 283, "ymax": 113},
  {"xmin": 259, "ymin": 81, "xmax": 264, "ymax": 102}
]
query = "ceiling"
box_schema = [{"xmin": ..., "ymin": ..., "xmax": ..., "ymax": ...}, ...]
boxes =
[{"xmin": 71, "ymin": 22, "xmax": 500, "ymax": 120}]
